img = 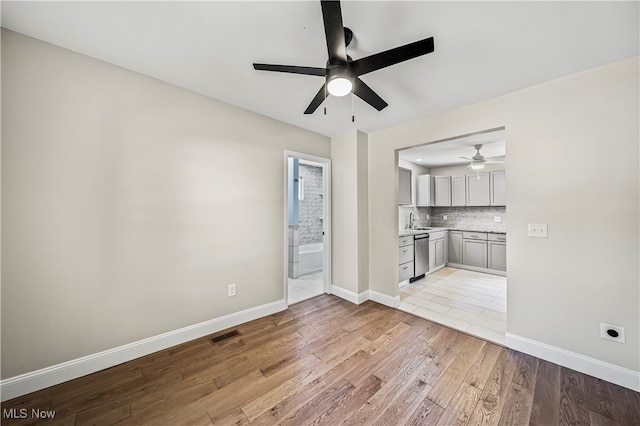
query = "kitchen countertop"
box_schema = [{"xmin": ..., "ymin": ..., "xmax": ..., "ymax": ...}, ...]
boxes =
[{"xmin": 399, "ymin": 227, "xmax": 506, "ymax": 237}]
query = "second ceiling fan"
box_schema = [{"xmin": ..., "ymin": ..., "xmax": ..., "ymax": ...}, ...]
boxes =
[
  {"xmin": 461, "ymin": 144, "xmax": 505, "ymax": 170},
  {"xmin": 253, "ymin": 0, "xmax": 435, "ymax": 114}
]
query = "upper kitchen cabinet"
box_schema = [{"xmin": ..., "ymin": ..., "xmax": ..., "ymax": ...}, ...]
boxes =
[
  {"xmin": 434, "ymin": 176, "xmax": 451, "ymax": 206},
  {"xmin": 466, "ymin": 172, "xmax": 490, "ymax": 206},
  {"xmin": 416, "ymin": 174, "xmax": 435, "ymax": 207},
  {"xmin": 490, "ymin": 171, "xmax": 506, "ymax": 206},
  {"xmin": 398, "ymin": 167, "xmax": 412, "ymax": 205},
  {"xmin": 451, "ymin": 175, "xmax": 466, "ymax": 206}
]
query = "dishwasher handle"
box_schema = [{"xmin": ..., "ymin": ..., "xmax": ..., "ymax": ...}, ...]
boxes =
[{"xmin": 414, "ymin": 233, "xmax": 430, "ymax": 240}]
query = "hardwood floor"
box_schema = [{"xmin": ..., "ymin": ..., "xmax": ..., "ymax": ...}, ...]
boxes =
[{"xmin": 2, "ymin": 295, "xmax": 638, "ymax": 425}]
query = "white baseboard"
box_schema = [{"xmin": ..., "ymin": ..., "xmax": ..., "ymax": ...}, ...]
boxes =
[
  {"xmin": 329, "ymin": 285, "xmax": 400, "ymax": 308},
  {"xmin": 0, "ymin": 299, "xmax": 287, "ymax": 402},
  {"xmin": 368, "ymin": 290, "xmax": 401, "ymax": 308},
  {"xmin": 330, "ymin": 285, "xmax": 368, "ymax": 305},
  {"xmin": 505, "ymin": 333, "xmax": 640, "ymax": 392}
]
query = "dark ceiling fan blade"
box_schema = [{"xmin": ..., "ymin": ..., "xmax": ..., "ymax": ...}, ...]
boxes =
[
  {"xmin": 253, "ymin": 63, "xmax": 327, "ymax": 76},
  {"xmin": 304, "ymin": 84, "xmax": 328, "ymax": 114},
  {"xmin": 351, "ymin": 37, "xmax": 434, "ymax": 76},
  {"xmin": 321, "ymin": 0, "xmax": 348, "ymax": 64},
  {"xmin": 352, "ymin": 78, "xmax": 388, "ymax": 111}
]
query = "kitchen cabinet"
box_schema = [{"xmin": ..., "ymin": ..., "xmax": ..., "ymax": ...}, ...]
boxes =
[
  {"xmin": 488, "ymin": 233, "xmax": 506, "ymax": 271},
  {"xmin": 448, "ymin": 231, "xmax": 463, "ymax": 264},
  {"xmin": 462, "ymin": 231, "xmax": 488, "ymax": 268},
  {"xmin": 428, "ymin": 231, "xmax": 447, "ymax": 273},
  {"xmin": 490, "ymin": 171, "xmax": 506, "ymax": 206},
  {"xmin": 398, "ymin": 236, "xmax": 414, "ymax": 282},
  {"xmin": 416, "ymin": 174, "xmax": 434, "ymax": 207},
  {"xmin": 451, "ymin": 175, "xmax": 466, "ymax": 206},
  {"xmin": 434, "ymin": 176, "xmax": 451, "ymax": 206},
  {"xmin": 399, "ymin": 168, "xmax": 412, "ymax": 205},
  {"xmin": 466, "ymin": 172, "xmax": 490, "ymax": 206}
]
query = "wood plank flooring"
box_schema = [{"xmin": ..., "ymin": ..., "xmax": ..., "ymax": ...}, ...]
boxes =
[{"xmin": 2, "ymin": 295, "xmax": 638, "ymax": 425}]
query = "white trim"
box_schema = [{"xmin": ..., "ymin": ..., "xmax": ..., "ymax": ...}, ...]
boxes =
[
  {"xmin": 0, "ymin": 299, "xmax": 286, "ymax": 402},
  {"xmin": 369, "ymin": 290, "xmax": 401, "ymax": 308},
  {"xmin": 505, "ymin": 333, "xmax": 640, "ymax": 392},
  {"xmin": 283, "ymin": 151, "xmax": 332, "ymax": 306},
  {"xmin": 330, "ymin": 285, "xmax": 368, "ymax": 305},
  {"xmin": 328, "ymin": 286, "xmax": 400, "ymax": 308}
]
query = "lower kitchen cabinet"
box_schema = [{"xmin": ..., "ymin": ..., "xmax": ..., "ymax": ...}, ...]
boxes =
[
  {"xmin": 399, "ymin": 261, "xmax": 414, "ymax": 282},
  {"xmin": 398, "ymin": 236, "xmax": 414, "ymax": 283},
  {"xmin": 488, "ymin": 241, "xmax": 506, "ymax": 271},
  {"xmin": 487, "ymin": 232, "xmax": 507, "ymax": 271},
  {"xmin": 428, "ymin": 231, "xmax": 447, "ymax": 273},
  {"xmin": 448, "ymin": 231, "xmax": 462, "ymax": 264},
  {"xmin": 462, "ymin": 239, "xmax": 488, "ymax": 268}
]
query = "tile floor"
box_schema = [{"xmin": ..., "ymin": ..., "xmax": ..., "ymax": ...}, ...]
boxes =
[
  {"xmin": 288, "ymin": 270, "xmax": 324, "ymax": 305},
  {"xmin": 397, "ymin": 266, "xmax": 507, "ymax": 345}
]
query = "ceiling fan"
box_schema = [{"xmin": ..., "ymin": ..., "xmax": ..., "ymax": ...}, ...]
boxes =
[
  {"xmin": 460, "ymin": 144, "xmax": 505, "ymax": 170},
  {"xmin": 252, "ymin": 0, "xmax": 435, "ymax": 114}
]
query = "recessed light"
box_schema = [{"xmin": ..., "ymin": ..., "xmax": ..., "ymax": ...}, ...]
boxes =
[{"xmin": 416, "ymin": 158, "xmax": 423, "ymax": 162}]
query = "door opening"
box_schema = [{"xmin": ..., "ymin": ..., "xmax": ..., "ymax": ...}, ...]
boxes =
[{"xmin": 285, "ymin": 151, "xmax": 331, "ymax": 305}]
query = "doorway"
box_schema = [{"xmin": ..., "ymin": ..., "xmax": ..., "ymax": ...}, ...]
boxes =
[
  {"xmin": 285, "ymin": 151, "xmax": 331, "ymax": 305},
  {"xmin": 395, "ymin": 128, "xmax": 507, "ymax": 345}
]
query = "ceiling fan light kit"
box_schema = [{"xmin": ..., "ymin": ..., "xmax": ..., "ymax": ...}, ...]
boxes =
[
  {"xmin": 253, "ymin": 0, "xmax": 434, "ymax": 115},
  {"xmin": 326, "ymin": 67, "xmax": 353, "ymax": 96}
]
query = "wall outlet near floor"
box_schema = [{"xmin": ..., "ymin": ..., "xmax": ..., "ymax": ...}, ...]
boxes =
[
  {"xmin": 443, "ymin": 214, "xmax": 448, "ymax": 221},
  {"xmin": 600, "ymin": 323, "xmax": 625, "ymax": 343},
  {"xmin": 494, "ymin": 216, "xmax": 502, "ymax": 223},
  {"xmin": 228, "ymin": 283, "xmax": 237, "ymax": 297},
  {"xmin": 527, "ymin": 223, "xmax": 548, "ymax": 238}
]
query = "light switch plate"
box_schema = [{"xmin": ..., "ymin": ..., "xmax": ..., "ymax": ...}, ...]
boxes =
[{"xmin": 528, "ymin": 223, "xmax": 548, "ymax": 238}]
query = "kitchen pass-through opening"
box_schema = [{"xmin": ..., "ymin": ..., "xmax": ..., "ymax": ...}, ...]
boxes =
[{"xmin": 285, "ymin": 151, "xmax": 331, "ymax": 305}]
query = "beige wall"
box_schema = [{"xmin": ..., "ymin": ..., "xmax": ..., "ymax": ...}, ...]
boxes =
[
  {"xmin": 369, "ymin": 57, "xmax": 639, "ymax": 371},
  {"xmin": 331, "ymin": 130, "xmax": 369, "ymax": 295},
  {"xmin": 1, "ymin": 30, "xmax": 330, "ymax": 378}
]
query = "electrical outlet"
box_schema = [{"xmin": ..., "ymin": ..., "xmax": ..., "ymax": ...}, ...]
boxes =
[
  {"xmin": 600, "ymin": 323, "xmax": 625, "ymax": 343},
  {"xmin": 494, "ymin": 216, "xmax": 502, "ymax": 223},
  {"xmin": 528, "ymin": 223, "xmax": 548, "ymax": 238},
  {"xmin": 228, "ymin": 283, "xmax": 237, "ymax": 297},
  {"xmin": 443, "ymin": 214, "xmax": 448, "ymax": 221}
]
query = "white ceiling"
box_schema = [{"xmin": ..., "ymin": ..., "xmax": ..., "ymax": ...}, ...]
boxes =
[
  {"xmin": 399, "ymin": 128, "xmax": 505, "ymax": 168},
  {"xmin": 2, "ymin": 1, "xmax": 638, "ymax": 137}
]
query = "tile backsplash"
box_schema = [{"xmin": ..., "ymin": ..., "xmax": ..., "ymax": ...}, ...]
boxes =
[
  {"xmin": 399, "ymin": 206, "xmax": 431, "ymax": 229},
  {"xmin": 399, "ymin": 205, "xmax": 506, "ymax": 232},
  {"xmin": 430, "ymin": 206, "xmax": 506, "ymax": 232}
]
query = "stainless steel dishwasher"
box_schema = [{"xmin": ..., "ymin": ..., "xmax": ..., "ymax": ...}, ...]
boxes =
[{"xmin": 411, "ymin": 233, "xmax": 429, "ymax": 282}]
